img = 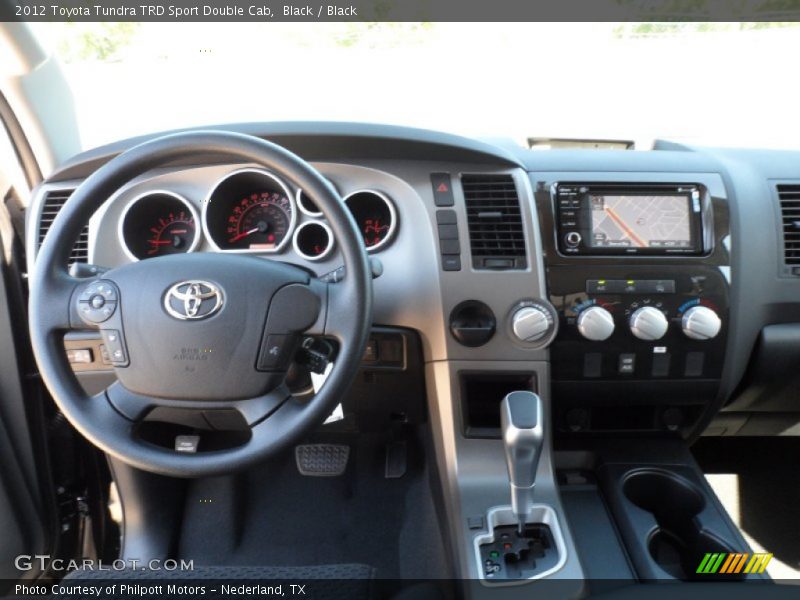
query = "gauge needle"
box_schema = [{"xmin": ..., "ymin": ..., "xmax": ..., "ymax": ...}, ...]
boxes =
[
  {"xmin": 148, "ymin": 240, "xmax": 172, "ymax": 245},
  {"xmin": 228, "ymin": 227, "xmax": 260, "ymax": 243}
]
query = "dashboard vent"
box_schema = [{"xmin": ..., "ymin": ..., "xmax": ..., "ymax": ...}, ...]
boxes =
[
  {"xmin": 38, "ymin": 189, "xmax": 89, "ymax": 264},
  {"xmin": 462, "ymin": 174, "xmax": 527, "ymax": 270}
]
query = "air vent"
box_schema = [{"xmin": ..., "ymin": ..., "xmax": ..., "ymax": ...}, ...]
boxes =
[
  {"xmin": 778, "ymin": 184, "xmax": 800, "ymax": 271},
  {"xmin": 462, "ymin": 174, "xmax": 526, "ymax": 270},
  {"xmin": 38, "ymin": 189, "xmax": 88, "ymax": 264}
]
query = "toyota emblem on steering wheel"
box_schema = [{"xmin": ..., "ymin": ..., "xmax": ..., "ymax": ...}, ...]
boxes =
[{"xmin": 164, "ymin": 280, "xmax": 224, "ymax": 320}]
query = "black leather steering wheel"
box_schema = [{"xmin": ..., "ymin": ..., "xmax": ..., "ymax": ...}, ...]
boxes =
[{"xmin": 29, "ymin": 131, "xmax": 372, "ymax": 478}]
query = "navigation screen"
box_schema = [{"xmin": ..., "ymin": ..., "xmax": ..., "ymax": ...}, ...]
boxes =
[{"xmin": 589, "ymin": 194, "xmax": 693, "ymax": 249}]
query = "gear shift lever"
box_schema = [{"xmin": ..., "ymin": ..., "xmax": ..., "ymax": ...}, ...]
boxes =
[{"xmin": 500, "ymin": 391, "xmax": 544, "ymax": 534}]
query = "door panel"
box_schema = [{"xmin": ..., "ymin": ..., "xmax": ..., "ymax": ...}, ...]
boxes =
[{"xmin": 0, "ymin": 109, "xmax": 50, "ymax": 588}]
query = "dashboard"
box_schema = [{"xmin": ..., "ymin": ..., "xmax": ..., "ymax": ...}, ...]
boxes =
[
  {"xmin": 107, "ymin": 165, "xmax": 398, "ymax": 265},
  {"xmin": 25, "ymin": 122, "xmax": 800, "ymax": 440}
]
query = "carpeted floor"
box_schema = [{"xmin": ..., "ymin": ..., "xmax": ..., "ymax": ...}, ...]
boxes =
[
  {"xmin": 692, "ymin": 436, "xmax": 800, "ymax": 581},
  {"xmin": 177, "ymin": 428, "xmax": 451, "ymax": 582}
]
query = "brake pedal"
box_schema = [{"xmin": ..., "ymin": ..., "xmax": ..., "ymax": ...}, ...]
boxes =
[{"xmin": 295, "ymin": 444, "xmax": 350, "ymax": 477}]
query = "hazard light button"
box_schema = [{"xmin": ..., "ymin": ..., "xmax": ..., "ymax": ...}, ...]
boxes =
[{"xmin": 431, "ymin": 173, "xmax": 455, "ymax": 207}]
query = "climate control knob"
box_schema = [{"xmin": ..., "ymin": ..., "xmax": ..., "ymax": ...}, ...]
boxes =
[
  {"xmin": 629, "ymin": 306, "xmax": 669, "ymax": 341},
  {"xmin": 681, "ymin": 305, "xmax": 722, "ymax": 340},
  {"xmin": 577, "ymin": 306, "xmax": 615, "ymax": 341},
  {"xmin": 511, "ymin": 306, "xmax": 552, "ymax": 343}
]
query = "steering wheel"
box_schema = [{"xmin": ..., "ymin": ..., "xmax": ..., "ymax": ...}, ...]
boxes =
[{"xmin": 29, "ymin": 131, "xmax": 373, "ymax": 478}]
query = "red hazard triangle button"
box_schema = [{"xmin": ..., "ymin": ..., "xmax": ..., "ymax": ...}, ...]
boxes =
[{"xmin": 431, "ymin": 173, "xmax": 454, "ymax": 207}]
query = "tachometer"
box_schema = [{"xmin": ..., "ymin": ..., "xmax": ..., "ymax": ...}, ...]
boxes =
[
  {"xmin": 120, "ymin": 191, "xmax": 200, "ymax": 261},
  {"xmin": 204, "ymin": 169, "xmax": 296, "ymax": 252}
]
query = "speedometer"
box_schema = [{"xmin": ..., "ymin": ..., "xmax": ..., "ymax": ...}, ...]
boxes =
[
  {"xmin": 224, "ymin": 191, "xmax": 292, "ymax": 250},
  {"xmin": 203, "ymin": 169, "xmax": 296, "ymax": 252}
]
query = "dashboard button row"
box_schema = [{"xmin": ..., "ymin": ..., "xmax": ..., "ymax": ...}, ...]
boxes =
[
  {"xmin": 583, "ymin": 351, "xmax": 704, "ymax": 378},
  {"xmin": 437, "ymin": 209, "xmax": 461, "ymax": 271}
]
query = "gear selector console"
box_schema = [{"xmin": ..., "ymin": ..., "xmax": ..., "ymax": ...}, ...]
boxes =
[
  {"xmin": 473, "ymin": 392, "xmax": 567, "ymax": 583},
  {"xmin": 474, "ymin": 505, "xmax": 567, "ymax": 583},
  {"xmin": 478, "ymin": 523, "xmax": 559, "ymax": 580}
]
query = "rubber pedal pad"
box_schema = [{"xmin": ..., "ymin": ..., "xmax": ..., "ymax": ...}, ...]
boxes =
[{"xmin": 295, "ymin": 443, "xmax": 350, "ymax": 476}]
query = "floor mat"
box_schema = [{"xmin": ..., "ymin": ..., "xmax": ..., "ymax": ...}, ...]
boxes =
[
  {"xmin": 692, "ymin": 437, "xmax": 800, "ymax": 581},
  {"xmin": 178, "ymin": 429, "xmax": 449, "ymax": 581}
]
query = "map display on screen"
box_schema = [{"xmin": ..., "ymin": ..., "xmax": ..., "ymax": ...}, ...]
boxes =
[{"xmin": 589, "ymin": 194, "xmax": 692, "ymax": 248}]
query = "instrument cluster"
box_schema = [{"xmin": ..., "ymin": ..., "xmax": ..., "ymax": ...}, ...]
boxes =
[{"xmin": 119, "ymin": 168, "xmax": 398, "ymax": 261}]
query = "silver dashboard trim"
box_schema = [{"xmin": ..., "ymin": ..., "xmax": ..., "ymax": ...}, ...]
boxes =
[
  {"xmin": 291, "ymin": 220, "xmax": 334, "ymax": 262},
  {"xmin": 295, "ymin": 188, "xmax": 324, "ymax": 217}
]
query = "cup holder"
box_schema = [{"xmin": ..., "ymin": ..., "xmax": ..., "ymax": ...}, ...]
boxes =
[{"xmin": 623, "ymin": 469, "xmax": 743, "ymax": 581}]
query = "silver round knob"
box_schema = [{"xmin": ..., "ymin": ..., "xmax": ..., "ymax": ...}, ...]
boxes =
[
  {"xmin": 565, "ymin": 232, "xmax": 582, "ymax": 247},
  {"xmin": 577, "ymin": 306, "xmax": 615, "ymax": 341},
  {"xmin": 512, "ymin": 306, "xmax": 551, "ymax": 343},
  {"xmin": 681, "ymin": 305, "xmax": 721, "ymax": 340},
  {"xmin": 629, "ymin": 306, "xmax": 669, "ymax": 341}
]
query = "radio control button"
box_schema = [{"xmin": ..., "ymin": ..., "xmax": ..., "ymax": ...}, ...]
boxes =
[
  {"xmin": 577, "ymin": 306, "xmax": 615, "ymax": 341},
  {"xmin": 564, "ymin": 232, "xmax": 582, "ymax": 247},
  {"xmin": 629, "ymin": 306, "xmax": 669, "ymax": 341},
  {"xmin": 681, "ymin": 306, "xmax": 721, "ymax": 340}
]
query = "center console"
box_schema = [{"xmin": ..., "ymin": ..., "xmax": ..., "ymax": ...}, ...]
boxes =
[{"xmin": 535, "ymin": 176, "xmax": 731, "ymax": 437}]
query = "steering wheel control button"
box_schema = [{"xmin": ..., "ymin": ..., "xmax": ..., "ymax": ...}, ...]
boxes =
[
  {"xmin": 79, "ymin": 302, "xmax": 116, "ymax": 324},
  {"xmin": 77, "ymin": 280, "xmax": 120, "ymax": 325},
  {"xmin": 257, "ymin": 334, "xmax": 295, "ymax": 371},
  {"xmin": 79, "ymin": 281, "xmax": 118, "ymax": 303},
  {"xmin": 100, "ymin": 329, "xmax": 129, "ymax": 367}
]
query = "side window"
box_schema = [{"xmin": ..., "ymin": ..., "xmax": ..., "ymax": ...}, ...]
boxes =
[
  {"xmin": 0, "ymin": 119, "xmax": 31, "ymax": 262},
  {"xmin": 0, "ymin": 118, "xmax": 30, "ymax": 203}
]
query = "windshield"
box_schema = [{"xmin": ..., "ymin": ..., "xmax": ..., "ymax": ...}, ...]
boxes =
[{"xmin": 31, "ymin": 22, "xmax": 800, "ymax": 151}]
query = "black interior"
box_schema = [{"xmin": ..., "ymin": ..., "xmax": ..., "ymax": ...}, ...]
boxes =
[{"xmin": 3, "ymin": 109, "xmax": 800, "ymax": 599}]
